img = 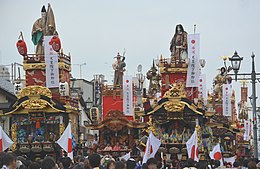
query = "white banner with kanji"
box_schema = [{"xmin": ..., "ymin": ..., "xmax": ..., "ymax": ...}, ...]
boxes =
[
  {"xmin": 222, "ymin": 84, "xmax": 232, "ymax": 116},
  {"xmin": 123, "ymin": 75, "xmax": 133, "ymax": 117},
  {"xmin": 44, "ymin": 36, "xmax": 59, "ymax": 88},
  {"xmin": 198, "ymin": 74, "xmax": 207, "ymax": 105},
  {"xmin": 186, "ymin": 34, "xmax": 200, "ymax": 87},
  {"xmin": 244, "ymin": 120, "xmax": 250, "ymax": 141}
]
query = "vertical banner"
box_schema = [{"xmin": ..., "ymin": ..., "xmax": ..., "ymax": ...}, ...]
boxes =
[
  {"xmin": 244, "ymin": 120, "xmax": 250, "ymax": 141},
  {"xmin": 186, "ymin": 34, "xmax": 200, "ymax": 87},
  {"xmin": 44, "ymin": 36, "xmax": 59, "ymax": 88},
  {"xmin": 198, "ymin": 74, "xmax": 207, "ymax": 105},
  {"xmin": 222, "ymin": 84, "xmax": 232, "ymax": 116},
  {"xmin": 123, "ymin": 75, "xmax": 133, "ymax": 117},
  {"xmin": 241, "ymin": 87, "xmax": 248, "ymax": 102}
]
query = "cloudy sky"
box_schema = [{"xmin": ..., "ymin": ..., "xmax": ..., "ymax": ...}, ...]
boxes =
[{"xmin": 1, "ymin": 0, "xmax": 259, "ymax": 106}]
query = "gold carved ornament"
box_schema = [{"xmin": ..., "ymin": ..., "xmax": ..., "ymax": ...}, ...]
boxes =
[
  {"xmin": 17, "ymin": 86, "xmax": 52, "ymax": 99},
  {"xmin": 164, "ymin": 101, "xmax": 185, "ymax": 112},
  {"xmin": 163, "ymin": 83, "xmax": 186, "ymax": 98},
  {"xmin": 60, "ymin": 123, "xmax": 65, "ymax": 135},
  {"xmin": 11, "ymin": 123, "xmax": 17, "ymax": 151},
  {"xmin": 145, "ymin": 116, "xmax": 156, "ymax": 135},
  {"xmin": 21, "ymin": 99, "xmax": 48, "ymax": 109}
]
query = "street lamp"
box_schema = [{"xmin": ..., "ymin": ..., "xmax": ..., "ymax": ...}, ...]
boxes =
[
  {"xmin": 86, "ymin": 97, "xmax": 92, "ymax": 110},
  {"xmin": 74, "ymin": 63, "xmax": 86, "ymax": 78},
  {"xmin": 229, "ymin": 51, "xmax": 243, "ymax": 81},
  {"xmin": 229, "ymin": 51, "xmax": 259, "ymax": 158}
]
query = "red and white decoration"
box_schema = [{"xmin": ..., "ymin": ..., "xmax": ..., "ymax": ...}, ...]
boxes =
[
  {"xmin": 142, "ymin": 132, "xmax": 161, "ymax": 164},
  {"xmin": 186, "ymin": 129, "xmax": 199, "ymax": 162},
  {"xmin": 0, "ymin": 126, "xmax": 13, "ymax": 152},
  {"xmin": 209, "ymin": 143, "xmax": 223, "ymax": 166},
  {"xmin": 186, "ymin": 34, "xmax": 200, "ymax": 87},
  {"xmin": 56, "ymin": 123, "xmax": 73, "ymax": 160},
  {"xmin": 44, "ymin": 36, "xmax": 59, "ymax": 88},
  {"xmin": 123, "ymin": 75, "xmax": 133, "ymax": 117},
  {"xmin": 198, "ymin": 74, "xmax": 207, "ymax": 105},
  {"xmin": 244, "ymin": 120, "xmax": 251, "ymax": 141},
  {"xmin": 222, "ymin": 84, "xmax": 232, "ymax": 116}
]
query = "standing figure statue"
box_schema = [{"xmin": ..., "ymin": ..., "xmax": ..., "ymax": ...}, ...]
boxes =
[
  {"xmin": 112, "ymin": 52, "xmax": 126, "ymax": 87},
  {"xmin": 170, "ymin": 24, "xmax": 188, "ymax": 62},
  {"xmin": 32, "ymin": 3, "xmax": 58, "ymax": 55}
]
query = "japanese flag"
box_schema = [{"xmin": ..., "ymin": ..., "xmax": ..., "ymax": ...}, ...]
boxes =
[
  {"xmin": 0, "ymin": 126, "xmax": 13, "ymax": 152},
  {"xmin": 142, "ymin": 132, "xmax": 161, "ymax": 164},
  {"xmin": 209, "ymin": 143, "xmax": 223, "ymax": 166},
  {"xmin": 56, "ymin": 123, "xmax": 73, "ymax": 160},
  {"xmin": 186, "ymin": 129, "xmax": 199, "ymax": 162}
]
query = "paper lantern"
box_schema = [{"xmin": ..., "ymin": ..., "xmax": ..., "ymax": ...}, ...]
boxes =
[
  {"xmin": 49, "ymin": 36, "xmax": 61, "ymax": 52},
  {"xmin": 16, "ymin": 40, "xmax": 27, "ymax": 56}
]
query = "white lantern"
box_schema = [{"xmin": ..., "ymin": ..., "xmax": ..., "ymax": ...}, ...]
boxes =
[
  {"xmin": 59, "ymin": 82, "xmax": 69, "ymax": 96},
  {"xmin": 14, "ymin": 82, "xmax": 23, "ymax": 95}
]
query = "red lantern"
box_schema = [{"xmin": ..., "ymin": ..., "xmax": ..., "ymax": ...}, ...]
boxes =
[
  {"xmin": 49, "ymin": 36, "xmax": 61, "ymax": 52},
  {"xmin": 16, "ymin": 39, "xmax": 27, "ymax": 56},
  {"xmin": 36, "ymin": 121, "xmax": 41, "ymax": 129}
]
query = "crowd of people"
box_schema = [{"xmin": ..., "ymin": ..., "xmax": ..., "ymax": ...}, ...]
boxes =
[{"xmin": 0, "ymin": 151, "xmax": 259, "ymax": 169}]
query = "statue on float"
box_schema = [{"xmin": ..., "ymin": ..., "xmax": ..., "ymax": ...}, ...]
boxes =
[
  {"xmin": 213, "ymin": 66, "xmax": 232, "ymax": 100},
  {"xmin": 146, "ymin": 60, "xmax": 160, "ymax": 96},
  {"xmin": 112, "ymin": 52, "xmax": 126, "ymax": 87},
  {"xmin": 31, "ymin": 3, "xmax": 58, "ymax": 55},
  {"xmin": 170, "ymin": 24, "xmax": 188, "ymax": 62}
]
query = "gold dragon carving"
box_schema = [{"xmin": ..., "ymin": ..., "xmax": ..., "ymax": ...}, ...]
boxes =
[
  {"xmin": 17, "ymin": 86, "xmax": 52, "ymax": 99},
  {"xmin": 11, "ymin": 123, "xmax": 17, "ymax": 151},
  {"xmin": 163, "ymin": 83, "xmax": 186, "ymax": 112}
]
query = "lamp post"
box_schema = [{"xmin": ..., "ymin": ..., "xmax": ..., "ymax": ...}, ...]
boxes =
[
  {"xmin": 74, "ymin": 63, "xmax": 86, "ymax": 78},
  {"xmin": 229, "ymin": 51, "xmax": 260, "ymax": 158},
  {"xmin": 136, "ymin": 64, "xmax": 145, "ymax": 106}
]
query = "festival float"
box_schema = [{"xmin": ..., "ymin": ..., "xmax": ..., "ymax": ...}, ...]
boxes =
[
  {"xmin": 5, "ymin": 4, "xmax": 80, "ymax": 160},
  {"xmin": 139, "ymin": 24, "xmax": 245, "ymax": 163},
  {"xmin": 86, "ymin": 52, "xmax": 147, "ymax": 157}
]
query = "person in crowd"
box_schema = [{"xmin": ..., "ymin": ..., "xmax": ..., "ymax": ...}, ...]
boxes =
[
  {"xmin": 0, "ymin": 152, "xmax": 6, "ymax": 168},
  {"xmin": 146, "ymin": 158, "xmax": 158, "ymax": 169},
  {"xmin": 141, "ymin": 163, "xmax": 148, "ymax": 169},
  {"xmin": 84, "ymin": 157, "xmax": 91, "ymax": 169},
  {"xmin": 126, "ymin": 158, "xmax": 136, "ymax": 169},
  {"xmin": 41, "ymin": 156, "xmax": 57, "ymax": 169},
  {"xmin": 233, "ymin": 161, "xmax": 241, "ymax": 169},
  {"xmin": 2, "ymin": 153, "xmax": 17, "ymax": 169},
  {"xmin": 213, "ymin": 160, "xmax": 221, "ymax": 169},
  {"xmin": 28, "ymin": 162, "xmax": 40, "ymax": 169},
  {"xmin": 247, "ymin": 161, "xmax": 257, "ymax": 169},
  {"xmin": 104, "ymin": 144, "xmax": 113, "ymax": 151},
  {"xmin": 106, "ymin": 160, "xmax": 115, "ymax": 169},
  {"xmin": 88, "ymin": 153, "xmax": 101, "ymax": 169},
  {"xmin": 243, "ymin": 159, "xmax": 249, "ymax": 169},
  {"xmin": 121, "ymin": 142, "xmax": 128, "ymax": 150},
  {"xmin": 62, "ymin": 157, "xmax": 72, "ymax": 169},
  {"xmin": 115, "ymin": 161, "xmax": 126, "ymax": 169},
  {"xmin": 113, "ymin": 142, "xmax": 121, "ymax": 151},
  {"xmin": 183, "ymin": 158, "xmax": 196, "ymax": 169},
  {"xmin": 198, "ymin": 161, "xmax": 208, "ymax": 169}
]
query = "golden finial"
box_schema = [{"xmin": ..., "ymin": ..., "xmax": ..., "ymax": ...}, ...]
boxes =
[{"xmin": 220, "ymin": 55, "xmax": 231, "ymax": 61}]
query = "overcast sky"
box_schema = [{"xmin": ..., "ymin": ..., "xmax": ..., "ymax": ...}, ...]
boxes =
[{"xmin": 1, "ymin": 0, "xmax": 259, "ymax": 106}]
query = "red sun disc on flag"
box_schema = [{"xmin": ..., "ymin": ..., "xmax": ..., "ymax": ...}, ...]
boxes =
[
  {"xmin": 226, "ymin": 87, "xmax": 228, "ymax": 90},
  {"xmin": 191, "ymin": 145, "xmax": 199, "ymax": 159},
  {"xmin": 150, "ymin": 145, "xmax": 153, "ymax": 154},
  {"xmin": 191, "ymin": 40, "xmax": 196, "ymax": 44},
  {"xmin": 214, "ymin": 152, "xmax": 222, "ymax": 160},
  {"xmin": 191, "ymin": 145, "xmax": 196, "ymax": 159},
  {"xmin": 126, "ymin": 80, "xmax": 129, "ymax": 83},
  {"xmin": 200, "ymin": 79, "xmax": 202, "ymax": 82},
  {"xmin": 68, "ymin": 138, "xmax": 72, "ymax": 153},
  {"xmin": 0, "ymin": 139, "xmax": 2, "ymax": 152}
]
